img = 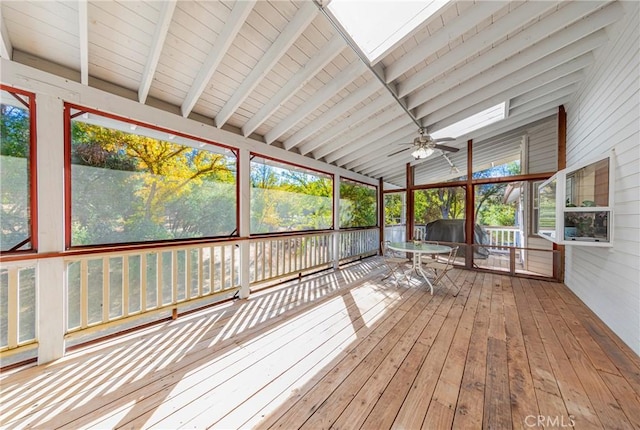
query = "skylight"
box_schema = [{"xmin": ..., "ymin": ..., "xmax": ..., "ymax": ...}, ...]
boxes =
[
  {"xmin": 431, "ymin": 102, "xmax": 507, "ymax": 139},
  {"xmin": 327, "ymin": 0, "xmax": 449, "ymax": 64}
]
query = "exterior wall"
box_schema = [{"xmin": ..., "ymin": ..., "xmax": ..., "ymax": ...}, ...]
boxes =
[
  {"xmin": 527, "ymin": 117, "xmax": 558, "ymax": 174},
  {"xmin": 525, "ymin": 117, "xmax": 556, "ymax": 276},
  {"xmin": 564, "ymin": 2, "xmax": 640, "ymax": 355}
]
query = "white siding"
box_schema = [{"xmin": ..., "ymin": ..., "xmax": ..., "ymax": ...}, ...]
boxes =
[
  {"xmin": 564, "ymin": 2, "xmax": 640, "ymax": 355},
  {"xmin": 527, "ymin": 117, "xmax": 558, "ymax": 174},
  {"xmin": 526, "ymin": 236, "xmax": 553, "ymax": 277},
  {"xmin": 524, "ymin": 118, "xmax": 556, "ymax": 276}
]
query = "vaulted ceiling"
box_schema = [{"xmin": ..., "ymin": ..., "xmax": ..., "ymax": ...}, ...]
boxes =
[{"xmin": 0, "ymin": 0, "xmax": 627, "ymax": 186}]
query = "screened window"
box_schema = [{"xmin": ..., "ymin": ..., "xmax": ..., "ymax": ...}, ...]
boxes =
[
  {"xmin": 384, "ymin": 192, "xmax": 405, "ymax": 226},
  {"xmin": 68, "ymin": 107, "xmax": 237, "ymax": 246},
  {"xmin": 414, "ymin": 186, "xmax": 466, "ymax": 226},
  {"xmin": 1, "ymin": 87, "xmax": 35, "ymax": 252},
  {"xmin": 340, "ymin": 179, "xmax": 377, "ymax": 228},
  {"xmin": 250, "ymin": 156, "xmax": 333, "ymax": 234}
]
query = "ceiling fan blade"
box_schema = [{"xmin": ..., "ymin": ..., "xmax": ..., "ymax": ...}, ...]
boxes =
[
  {"xmin": 434, "ymin": 137, "xmax": 455, "ymax": 142},
  {"xmin": 387, "ymin": 147, "xmax": 411, "ymax": 157},
  {"xmin": 434, "ymin": 143, "xmax": 460, "ymax": 152}
]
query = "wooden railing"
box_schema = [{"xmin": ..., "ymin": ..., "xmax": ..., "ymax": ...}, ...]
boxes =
[
  {"xmin": 249, "ymin": 232, "xmax": 333, "ymax": 285},
  {"xmin": 1, "ymin": 228, "xmax": 383, "ymax": 360},
  {"xmin": 339, "ymin": 228, "xmax": 379, "ymax": 261},
  {"xmin": 64, "ymin": 241, "xmax": 240, "ymax": 333},
  {"xmin": 483, "ymin": 226, "xmax": 522, "ymax": 253},
  {"xmin": 384, "ymin": 225, "xmax": 406, "ymax": 242},
  {"xmin": 0, "ymin": 261, "xmax": 37, "ymax": 351}
]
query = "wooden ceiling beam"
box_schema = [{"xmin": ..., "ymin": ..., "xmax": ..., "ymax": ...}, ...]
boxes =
[
  {"xmin": 138, "ymin": 0, "xmax": 177, "ymax": 104},
  {"xmin": 264, "ymin": 60, "xmax": 367, "ymax": 144},
  {"xmin": 509, "ymin": 71, "xmax": 584, "ymax": 110},
  {"xmin": 311, "ymin": 104, "xmax": 405, "ymax": 159},
  {"xmin": 509, "ymin": 87, "xmax": 577, "ymax": 118},
  {"xmin": 78, "ymin": 0, "xmax": 89, "ymax": 85},
  {"xmin": 421, "ymin": 54, "xmax": 591, "ymax": 131},
  {"xmin": 329, "ymin": 121, "xmax": 415, "ymax": 166},
  {"xmin": 343, "ymin": 131, "xmax": 415, "ymax": 171},
  {"xmin": 294, "ymin": 86, "xmax": 387, "ymax": 154},
  {"xmin": 384, "ymin": 1, "xmax": 505, "ymax": 83},
  {"xmin": 214, "ymin": 1, "xmax": 315, "ymax": 128},
  {"xmin": 283, "ymin": 79, "xmax": 380, "ymax": 151},
  {"xmin": 181, "ymin": 0, "xmax": 256, "ymax": 118},
  {"xmin": 0, "ymin": 8, "xmax": 13, "ymax": 59},
  {"xmin": 241, "ymin": 34, "xmax": 345, "ymax": 137},
  {"xmin": 408, "ymin": 1, "xmax": 620, "ymax": 110},
  {"xmin": 414, "ymin": 29, "xmax": 607, "ymax": 123},
  {"xmin": 397, "ymin": 1, "xmax": 555, "ymax": 98}
]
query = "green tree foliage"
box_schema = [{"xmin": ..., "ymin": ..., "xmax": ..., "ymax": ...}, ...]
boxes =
[
  {"xmin": 474, "ymin": 161, "xmax": 520, "ymax": 227},
  {"xmin": 71, "ymin": 120, "xmax": 237, "ymax": 245},
  {"xmin": 414, "ymin": 187, "xmax": 466, "ymax": 225},
  {"xmin": 384, "ymin": 192, "xmax": 404, "ymax": 225},
  {"xmin": 1, "ymin": 102, "xmax": 31, "ymax": 251},
  {"xmin": 339, "ymin": 181, "xmax": 377, "ymax": 228},
  {"xmin": 250, "ymin": 161, "xmax": 332, "ymax": 233}
]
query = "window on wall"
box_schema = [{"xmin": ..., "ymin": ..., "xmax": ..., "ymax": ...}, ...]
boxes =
[
  {"xmin": 250, "ymin": 156, "xmax": 333, "ymax": 234},
  {"xmin": 472, "ymin": 159, "xmax": 521, "ymax": 179},
  {"xmin": 340, "ymin": 179, "xmax": 377, "ymax": 228},
  {"xmin": 67, "ymin": 106, "xmax": 238, "ymax": 247},
  {"xmin": 1, "ymin": 87, "xmax": 35, "ymax": 252}
]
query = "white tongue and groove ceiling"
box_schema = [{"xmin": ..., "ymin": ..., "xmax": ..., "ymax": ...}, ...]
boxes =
[{"xmin": 0, "ymin": 0, "xmax": 626, "ymax": 187}]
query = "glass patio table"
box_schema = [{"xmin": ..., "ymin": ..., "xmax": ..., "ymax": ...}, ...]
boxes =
[{"xmin": 387, "ymin": 242, "xmax": 452, "ymax": 293}]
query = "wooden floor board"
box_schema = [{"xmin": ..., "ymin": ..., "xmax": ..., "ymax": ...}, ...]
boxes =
[
  {"xmin": 524, "ymin": 280, "xmax": 603, "ymax": 429},
  {"xmin": 451, "ymin": 272, "xmax": 491, "ymax": 430},
  {"xmin": 389, "ymin": 269, "xmax": 476, "ymax": 429},
  {"xmin": 2, "ymin": 258, "xmax": 639, "ymax": 430},
  {"xmin": 502, "ymin": 276, "xmax": 539, "ymax": 429}
]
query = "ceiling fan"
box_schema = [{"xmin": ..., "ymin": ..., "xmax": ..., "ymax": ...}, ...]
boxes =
[{"xmin": 389, "ymin": 128, "xmax": 459, "ymax": 159}]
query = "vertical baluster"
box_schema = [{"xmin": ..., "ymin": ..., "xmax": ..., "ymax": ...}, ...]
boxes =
[
  {"xmin": 209, "ymin": 246, "xmax": 216, "ymax": 294},
  {"xmin": 261, "ymin": 240, "xmax": 266, "ymax": 281},
  {"xmin": 123, "ymin": 256, "xmax": 130, "ymax": 318},
  {"xmin": 285, "ymin": 239, "xmax": 290, "ymax": 274},
  {"xmin": 157, "ymin": 252, "xmax": 163, "ymax": 309},
  {"xmin": 198, "ymin": 247, "xmax": 204, "ymax": 298},
  {"xmin": 81, "ymin": 260, "xmax": 88, "ymax": 328},
  {"xmin": 102, "ymin": 257, "xmax": 109, "ymax": 323},
  {"xmin": 221, "ymin": 246, "xmax": 226, "ymax": 291},
  {"xmin": 269, "ymin": 240, "xmax": 274, "ymax": 279},
  {"xmin": 231, "ymin": 243, "xmax": 237, "ymax": 288},
  {"xmin": 313, "ymin": 236, "xmax": 317, "ymax": 267},
  {"xmin": 140, "ymin": 254, "xmax": 147, "ymax": 312},
  {"xmin": 7, "ymin": 268, "xmax": 18, "ymax": 348},
  {"xmin": 253, "ymin": 240, "xmax": 259, "ymax": 283},
  {"xmin": 274, "ymin": 240, "xmax": 279, "ymax": 277},
  {"xmin": 186, "ymin": 248, "xmax": 192, "ymax": 301},
  {"xmin": 172, "ymin": 250, "xmax": 179, "ymax": 304}
]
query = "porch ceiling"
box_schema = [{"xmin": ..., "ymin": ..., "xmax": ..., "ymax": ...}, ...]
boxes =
[{"xmin": 0, "ymin": 1, "xmax": 626, "ymax": 186}]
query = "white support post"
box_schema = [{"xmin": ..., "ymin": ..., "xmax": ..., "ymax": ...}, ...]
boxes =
[
  {"xmin": 36, "ymin": 94, "xmax": 66, "ymax": 364},
  {"xmin": 238, "ymin": 148, "xmax": 251, "ymax": 299},
  {"xmin": 333, "ymin": 175, "xmax": 341, "ymax": 270}
]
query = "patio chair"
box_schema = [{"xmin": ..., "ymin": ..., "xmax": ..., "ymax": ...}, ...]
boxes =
[
  {"xmin": 381, "ymin": 241, "xmax": 410, "ymax": 286},
  {"xmin": 422, "ymin": 245, "xmax": 459, "ymax": 292}
]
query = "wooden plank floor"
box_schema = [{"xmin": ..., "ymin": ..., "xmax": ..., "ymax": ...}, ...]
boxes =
[{"xmin": 1, "ymin": 258, "xmax": 639, "ymax": 429}]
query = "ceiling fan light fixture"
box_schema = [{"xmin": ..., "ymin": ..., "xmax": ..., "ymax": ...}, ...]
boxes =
[{"xmin": 411, "ymin": 146, "xmax": 434, "ymax": 159}]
